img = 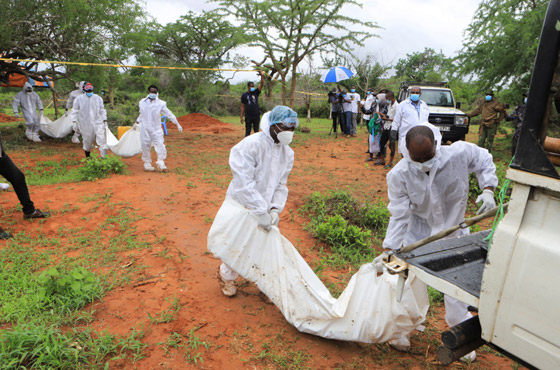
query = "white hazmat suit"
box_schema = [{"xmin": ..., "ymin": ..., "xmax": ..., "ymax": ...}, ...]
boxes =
[
  {"xmin": 392, "ymin": 98, "xmax": 430, "ymax": 157},
  {"xmin": 218, "ymin": 109, "xmax": 295, "ymax": 282},
  {"xmin": 71, "ymin": 93, "xmax": 107, "ymax": 157},
  {"xmin": 383, "ymin": 135, "xmax": 498, "ymax": 355},
  {"xmin": 66, "ymin": 81, "xmax": 85, "ymax": 144},
  {"xmin": 135, "ymin": 95, "xmax": 182, "ymax": 171},
  {"xmin": 13, "ymin": 82, "xmax": 44, "ymax": 142}
]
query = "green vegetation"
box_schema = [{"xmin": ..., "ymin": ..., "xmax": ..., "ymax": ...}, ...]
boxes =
[
  {"xmin": 302, "ymin": 190, "xmax": 389, "ymax": 268},
  {"xmin": 78, "ymin": 155, "xmax": 126, "ymax": 181},
  {"xmin": 158, "ymin": 328, "xmax": 211, "ymax": 365},
  {"xmin": 0, "ymin": 197, "xmax": 161, "ymax": 368}
]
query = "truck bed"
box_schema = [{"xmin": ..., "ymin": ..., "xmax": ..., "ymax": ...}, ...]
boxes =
[{"xmin": 395, "ymin": 230, "xmax": 490, "ymax": 299}]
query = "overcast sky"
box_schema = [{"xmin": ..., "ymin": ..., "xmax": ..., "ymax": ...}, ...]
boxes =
[{"xmin": 142, "ymin": 0, "xmax": 482, "ymax": 82}]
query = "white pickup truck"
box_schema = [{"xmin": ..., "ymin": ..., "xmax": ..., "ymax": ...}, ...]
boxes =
[{"xmin": 386, "ymin": 2, "xmax": 560, "ymax": 368}]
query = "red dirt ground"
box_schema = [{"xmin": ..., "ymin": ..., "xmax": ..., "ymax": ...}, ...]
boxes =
[
  {"xmin": 0, "ymin": 119, "xmax": 516, "ymax": 370},
  {"xmin": 0, "ymin": 112, "xmax": 21, "ymax": 123}
]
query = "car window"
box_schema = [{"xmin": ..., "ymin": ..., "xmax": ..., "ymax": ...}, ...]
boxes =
[{"xmin": 415, "ymin": 89, "xmax": 454, "ymax": 107}]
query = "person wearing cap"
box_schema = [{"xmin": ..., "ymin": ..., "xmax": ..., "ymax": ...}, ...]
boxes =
[
  {"xmin": 13, "ymin": 82, "xmax": 44, "ymax": 142},
  {"xmin": 135, "ymin": 85, "xmax": 183, "ymax": 172},
  {"xmin": 466, "ymin": 91, "xmax": 506, "ymax": 152},
  {"xmin": 71, "ymin": 82, "xmax": 108, "ymax": 158},
  {"xmin": 211, "ymin": 105, "xmax": 299, "ymax": 297},
  {"xmin": 66, "ymin": 81, "xmax": 87, "ymax": 144},
  {"xmin": 505, "ymin": 92, "xmax": 527, "ymax": 156},
  {"xmin": 240, "ymin": 71, "xmax": 265, "ymax": 137}
]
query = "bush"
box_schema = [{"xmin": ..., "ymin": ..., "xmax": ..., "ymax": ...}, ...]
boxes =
[
  {"xmin": 78, "ymin": 155, "xmax": 126, "ymax": 181},
  {"xmin": 36, "ymin": 266, "xmax": 103, "ymax": 313},
  {"xmin": 302, "ymin": 191, "xmax": 389, "ymax": 267}
]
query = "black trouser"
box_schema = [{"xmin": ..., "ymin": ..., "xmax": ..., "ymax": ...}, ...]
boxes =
[
  {"xmin": 0, "ymin": 150, "xmax": 35, "ymax": 214},
  {"xmin": 245, "ymin": 115, "xmax": 260, "ymax": 136},
  {"xmin": 378, "ymin": 128, "xmax": 392, "ymax": 158},
  {"xmin": 332, "ymin": 111, "xmax": 342, "ymax": 132}
]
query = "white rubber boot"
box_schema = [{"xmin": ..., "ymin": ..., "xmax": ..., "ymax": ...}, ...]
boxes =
[
  {"xmin": 156, "ymin": 160, "xmax": 167, "ymax": 172},
  {"xmin": 144, "ymin": 162, "xmax": 155, "ymax": 172}
]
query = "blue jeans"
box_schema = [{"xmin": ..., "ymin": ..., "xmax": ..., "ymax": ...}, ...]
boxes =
[{"xmin": 344, "ymin": 111, "xmax": 352, "ymax": 135}]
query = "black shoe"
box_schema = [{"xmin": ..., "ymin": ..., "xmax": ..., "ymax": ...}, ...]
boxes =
[
  {"xmin": 0, "ymin": 228, "xmax": 12, "ymax": 240},
  {"xmin": 23, "ymin": 209, "xmax": 50, "ymax": 219}
]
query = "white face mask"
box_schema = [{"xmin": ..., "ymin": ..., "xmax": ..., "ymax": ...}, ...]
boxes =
[
  {"xmin": 410, "ymin": 157, "xmax": 435, "ymax": 172},
  {"xmin": 277, "ymin": 130, "xmax": 294, "ymax": 145}
]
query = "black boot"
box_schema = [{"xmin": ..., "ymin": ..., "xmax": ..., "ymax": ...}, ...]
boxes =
[
  {"xmin": 84, "ymin": 150, "xmax": 91, "ymax": 158},
  {"xmin": 0, "ymin": 227, "xmax": 12, "ymax": 240}
]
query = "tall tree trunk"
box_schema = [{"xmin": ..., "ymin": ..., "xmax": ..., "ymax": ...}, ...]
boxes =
[
  {"xmin": 281, "ymin": 73, "xmax": 288, "ymax": 106},
  {"xmin": 289, "ymin": 64, "xmax": 298, "ymax": 108}
]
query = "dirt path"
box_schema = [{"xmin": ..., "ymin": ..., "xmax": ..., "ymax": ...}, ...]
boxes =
[{"xmin": 0, "ymin": 119, "xmax": 515, "ymax": 369}]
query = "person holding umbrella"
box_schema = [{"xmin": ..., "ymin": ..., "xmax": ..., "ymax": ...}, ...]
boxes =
[{"xmin": 320, "ymin": 67, "xmax": 355, "ymax": 136}]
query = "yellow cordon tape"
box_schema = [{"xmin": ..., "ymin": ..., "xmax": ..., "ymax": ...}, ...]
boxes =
[{"xmin": 0, "ymin": 58, "xmax": 326, "ymax": 97}]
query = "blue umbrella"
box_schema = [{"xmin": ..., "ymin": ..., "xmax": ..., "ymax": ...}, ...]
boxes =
[{"xmin": 320, "ymin": 66, "xmax": 355, "ymax": 83}]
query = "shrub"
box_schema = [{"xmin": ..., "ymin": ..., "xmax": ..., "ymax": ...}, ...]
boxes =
[
  {"xmin": 78, "ymin": 154, "xmax": 126, "ymax": 181},
  {"xmin": 36, "ymin": 267, "xmax": 103, "ymax": 313}
]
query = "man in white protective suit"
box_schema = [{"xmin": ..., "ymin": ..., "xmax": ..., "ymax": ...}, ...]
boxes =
[
  {"xmin": 215, "ymin": 105, "xmax": 298, "ymax": 297},
  {"xmin": 66, "ymin": 80, "xmax": 86, "ymax": 144},
  {"xmin": 379, "ymin": 124, "xmax": 498, "ymax": 362},
  {"xmin": 135, "ymin": 85, "xmax": 183, "ymax": 172},
  {"xmin": 71, "ymin": 83, "xmax": 108, "ymax": 158},
  {"xmin": 391, "ymin": 86, "xmax": 430, "ymax": 158},
  {"xmin": 13, "ymin": 82, "xmax": 44, "ymax": 142}
]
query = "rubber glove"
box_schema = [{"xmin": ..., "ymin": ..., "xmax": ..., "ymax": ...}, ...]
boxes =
[
  {"xmin": 40, "ymin": 109, "xmax": 43, "ymax": 116},
  {"xmin": 372, "ymin": 253, "xmax": 386, "ymax": 274},
  {"xmin": 72, "ymin": 121, "xmax": 78, "ymax": 131},
  {"xmin": 476, "ymin": 189, "xmax": 495, "ymax": 215},
  {"xmin": 14, "ymin": 112, "xmax": 19, "ymax": 118},
  {"xmin": 257, "ymin": 213, "xmax": 272, "ymax": 231},
  {"xmin": 103, "ymin": 120, "xmax": 108, "ymax": 129},
  {"xmin": 176, "ymin": 122, "xmax": 183, "ymax": 133},
  {"xmin": 270, "ymin": 209, "xmax": 280, "ymax": 226}
]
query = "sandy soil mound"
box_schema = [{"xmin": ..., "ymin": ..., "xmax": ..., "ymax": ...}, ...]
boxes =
[
  {"xmin": 0, "ymin": 113, "xmax": 21, "ymax": 123},
  {"xmin": 176, "ymin": 113, "xmax": 233, "ymax": 134}
]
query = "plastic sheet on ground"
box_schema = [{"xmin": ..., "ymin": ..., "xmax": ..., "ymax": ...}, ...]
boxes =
[
  {"xmin": 40, "ymin": 113, "xmax": 74, "ymax": 138},
  {"xmin": 106, "ymin": 125, "xmax": 141, "ymax": 157},
  {"xmin": 208, "ymin": 198, "xmax": 429, "ymax": 343}
]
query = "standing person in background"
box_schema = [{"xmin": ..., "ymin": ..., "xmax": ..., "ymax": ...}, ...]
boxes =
[
  {"xmin": 362, "ymin": 88, "xmax": 375, "ymax": 126},
  {"xmin": 328, "ymin": 88, "xmax": 342, "ymax": 138},
  {"xmin": 135, "ymin": 85, "xmax": 183, "ymax": 172},
  {"xmin": 466, "ymin": 90, "xmax": 506, "ymax": 152},
  {"xmin": 362, "ymin": 94, "xmax": 387, "ymax": 162},
  {"xmin": 341, "ymin": 91, "xmax": 353, "ymax": 137},
  {"xmin": 376, "ymin": 91, "xmax": 398, "ymax": 167},
  {"xmin": 348, "ymin": 85, "xmax": 360, "ymax": 137},
  {"xmin": 72, "ymin": 83, "xmax": 108, "ymax": 159},
  {"xmin": 391, "ymin": 86, "xmax": 430, "ymax": 158},
  {"xmin": 240, "ymin": 71, "xmax": 265, "ymax": 137},
  {"xmin": 13, "ymin": 82, "xmax": 44, "ymax": 143},
  {"xmin": 506, "ymin": 92, "xmax": 527, "ymax": 156},
  {"xmin": 66, "ymin": 81, "xmax": 86, "ymax": 144}
]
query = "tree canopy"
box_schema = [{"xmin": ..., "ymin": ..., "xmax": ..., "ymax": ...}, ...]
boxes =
[
  {"xmin": 457, "ymin": 0, "xmax": 549, "ymax": 91},
  {"xmin": 217, "ymin": 0, "xmax": 379, "ymax": 106}
]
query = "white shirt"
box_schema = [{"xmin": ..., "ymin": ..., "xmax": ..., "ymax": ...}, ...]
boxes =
[
  {"xmin": 349, "ymin": 93, "xmax": 360, "ymax": 113},
  {"xmin": 385, "ymin": 100, "xmax": 399, "ymax": 130},
  {"xmin": 363, "ymin": 94, "xmax": 375, "ymax": 119},
  {"xmin": 383, "ymin": 141, "xmax": 498, "ymax": 250},
  {"xmin": 392, "ymin": 98, "xmax": 430, "ymax": 154}
]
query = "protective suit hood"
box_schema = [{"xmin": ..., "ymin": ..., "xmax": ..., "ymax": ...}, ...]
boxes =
[
  {"xmin": 23, "ymin": 82, "xmax": 33, "ymax": 91},
  {"xmin": 260, "ymin": 112, "xmax": 275, "ymax": 143},
  {"xmin": 402, "ymin": 122, "xmax": 442, "ymax": 160}
]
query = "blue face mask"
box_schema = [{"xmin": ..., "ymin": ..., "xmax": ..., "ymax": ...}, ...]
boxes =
[
  {"xmin": 524, "ymin": 97, "xmax": 528, "ymax": 104},
  {"xmin": 342, "ymin": 94, "xmax": 347, "ymax": 98},
  {"xmin": 410, "ymin": 93, "xmax": 420, "ymax": 102},
  {"xmin": 375, "ymin": 99, "xmax": 381, "ymax": 104},
  {"xmin": 367, "ymin": 91, "xmax": 371, "ymax": 95},
  {"xmin": 250, "ymin": 87, "xmax": 256, "ymax": 92},
  {"xmin": 86, "ymin": 92, "xmax": 93, "ymax": 97},
  {"xmin": 148, "ymin": 93, "xmax": 157, "ymax": 100},
  {"xmin": 351, "ymin": 89, "xmax": 356, "ymax": 93},
  {"xmin": 485, "ymin": 95, "xmax": 492, "ymax": 101}
]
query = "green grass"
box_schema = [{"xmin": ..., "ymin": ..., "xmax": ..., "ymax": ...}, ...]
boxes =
[{"xmin": 0, "ymin": 197, "xmax": 162, "ymax": 368}]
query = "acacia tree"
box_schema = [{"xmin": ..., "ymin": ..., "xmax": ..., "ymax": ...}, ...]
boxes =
[
  {"xmin": 0, "ymin": 0, "xmax": 147, "ymax": 83},
  {"xmin": 395, "ymin": 48, "xmax": 454, "ymax": 83},
  {"xmin": 457, "ymin": 0, "xmax": 549, "ymax": 90},
  {"xmin": 218, "ymin": 0, "xmax": 378, "ymax": 107},
  {"xmin": 145, "ymin": 10, "xmax": 247, "ymax": 112}
]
